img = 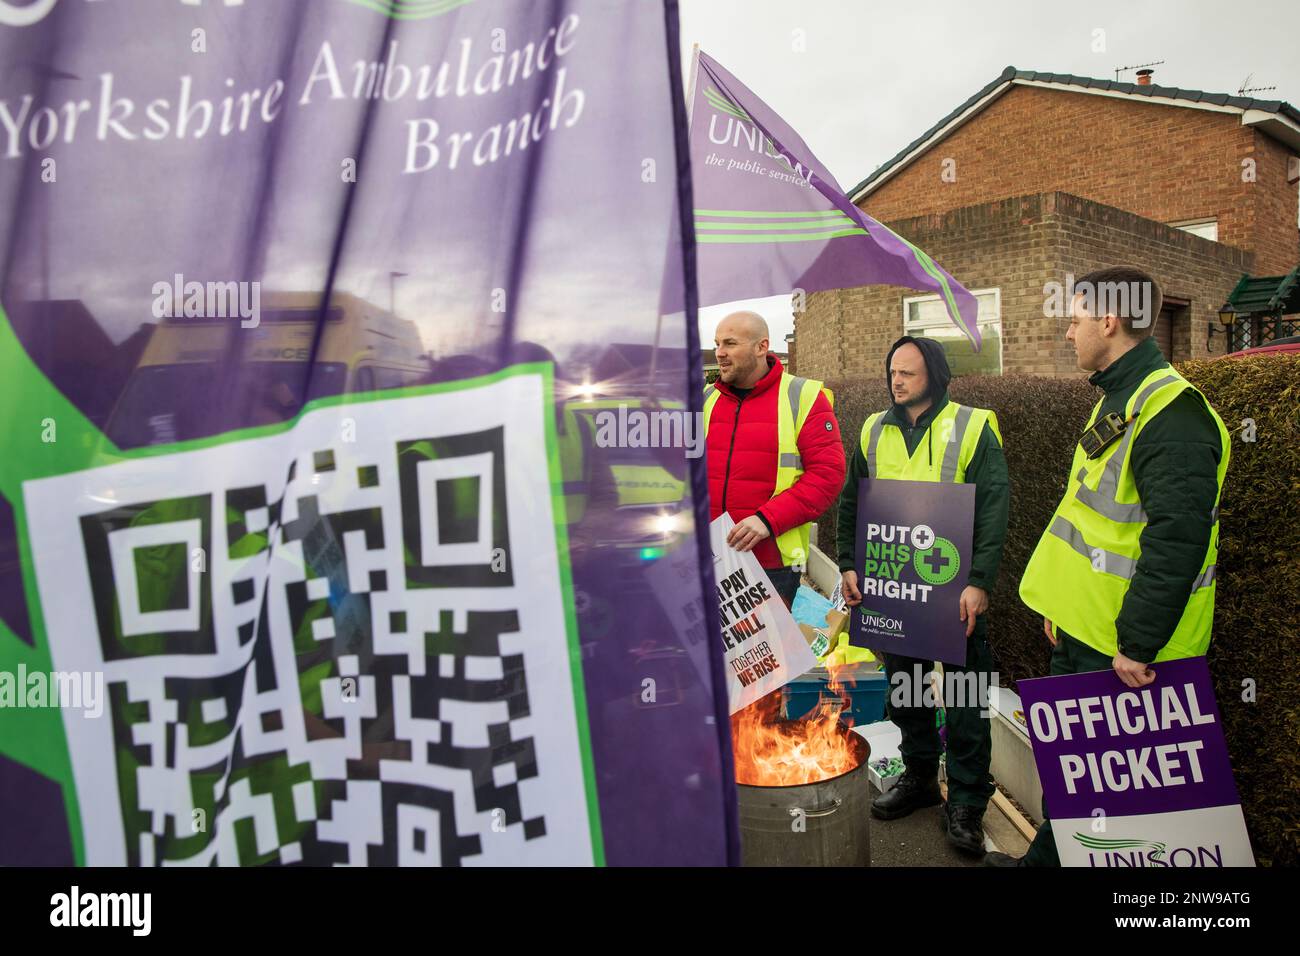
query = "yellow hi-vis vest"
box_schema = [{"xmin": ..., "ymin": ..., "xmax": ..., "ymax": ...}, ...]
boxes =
[
  {"xmin": 702, "ymin": 372, "xmax": 827, "ymax": 568},
  {"xmin": 859, "ymin": 401, "xmax": 1001, "ymax": 483},
  {"xmin": 1018, "ymin": 367, "xmax": 1231, "ymax": 661},
  {"xmin": 557, "ymin": 399, "xmax": 689, "ymax": 524}
]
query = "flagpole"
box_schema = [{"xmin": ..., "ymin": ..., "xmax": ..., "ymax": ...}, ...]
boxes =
[
  {"xmin": 651, "ymin": 44, "xmax": 700, "ymax": 394},
  {"xmin": 685, "ymin": 42, "xmax": 700, "ymax": 131}
]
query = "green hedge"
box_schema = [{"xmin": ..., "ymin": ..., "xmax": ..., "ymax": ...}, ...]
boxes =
[
  {"xmin": 1182, "ymin": 356, "xmax": 1300, "ymax": 866},
  {"xmin": 817, "ymin": 356, "xmax": 1300, "ymax": 865}
]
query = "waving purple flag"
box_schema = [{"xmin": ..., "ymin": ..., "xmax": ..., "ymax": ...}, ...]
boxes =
[
  {"xmin": 0, "ymin": 0, "xmax": 736, "ymax": 867},
  {"xmin": 691, "ymin": 51, "xmax": 981, "ymax": 350}
]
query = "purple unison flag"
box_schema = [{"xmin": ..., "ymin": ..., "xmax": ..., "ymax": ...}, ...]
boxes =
[
  {"xmin": 1018, "ymin": 658, "xmax": 1254, "ymax": 867},
  {"xmin": 0, "ymin": 0, "xmax": 737, "ymax": 866},
  {"xmin": 690, "ymin": 51, "xmax": 981, "ymax": 349}
]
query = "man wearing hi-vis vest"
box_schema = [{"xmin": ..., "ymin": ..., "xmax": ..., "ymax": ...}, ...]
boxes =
[
  {"xmin": 704, "ymin": 311, "xmax": 845, "ymax": 609},
  {"xmin": 983, "ymin": 266, "xmax": 1231, "ymax": 868},
  {"xmin": 837, "ymin": 334, "xmax": 1010, "ymax": 856}
]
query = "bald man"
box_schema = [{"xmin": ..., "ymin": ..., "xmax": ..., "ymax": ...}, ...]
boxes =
[{"xmin": 702, "ymin": 311, "xmax": 845, "ymax": 608}]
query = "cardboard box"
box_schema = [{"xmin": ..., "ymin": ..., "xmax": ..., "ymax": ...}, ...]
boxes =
[
  {"xmin": 869, "ymin": 755, "xmax": 905, "ymax": 793},
  {"xmin": 858, "ymin": 721, "xmax": 905, "ymax": 792},
  {"xmin": 797, "ymin": 607, "xmax": 850, "ymax": 659},
  {"xmin": 823, "ymin": 608, "xmax": 848, "ymax": 642},
  {"xmin": 797, "ymin": 623, "xmax": 831, "ymax": 659}
]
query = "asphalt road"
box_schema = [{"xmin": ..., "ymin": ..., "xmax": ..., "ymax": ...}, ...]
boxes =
[
  {"xmin": 868, "ymin": 792, "xmax": 986, "ymax": 867},
  {"xmin": 867, "ymin": 783, "xmax": 1031, "ymax": 867}
]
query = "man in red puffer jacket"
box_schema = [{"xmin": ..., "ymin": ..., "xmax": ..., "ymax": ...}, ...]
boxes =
[{"xmin": 704, "ymin": 311, "xmax": 845, "ymax": 608}]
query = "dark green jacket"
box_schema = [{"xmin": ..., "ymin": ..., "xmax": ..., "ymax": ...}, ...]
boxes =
[
  {"xmin": 836, "ymin": 392, "xmax": 1010, "ymax": 595},
  {"xmin": 1071, "ymin": 337, "xmax": 1224, "ymax": 663}
]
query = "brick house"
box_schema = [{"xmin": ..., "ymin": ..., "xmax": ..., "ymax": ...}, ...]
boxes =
[{"xmin": 793, "ymin": 67, "xmax": 1300, "ymax": 380}]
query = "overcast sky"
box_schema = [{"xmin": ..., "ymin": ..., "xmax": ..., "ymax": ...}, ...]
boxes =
[{"xmin": 682, "ymin": 0, "xmax": 1300, "ymax": 348}]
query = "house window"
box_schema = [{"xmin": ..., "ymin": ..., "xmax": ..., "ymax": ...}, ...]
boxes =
[
  {"xmin": 902, "ymin": 288, "xmax": 1002, "ymax": 376},
  {"xmin": 1233, "ymin": 314, "xmax": 1300, "ymax": 352},
  {"xmin": 1170, "ymin": 218, "xmax": 1218, "ymax": 242}
]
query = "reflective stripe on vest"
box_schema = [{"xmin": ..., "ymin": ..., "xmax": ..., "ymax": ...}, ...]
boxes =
[
  {"xmin": 555, "ymin": 405, "xmax": 587, "ymax": 525},
  {"xmin": 773, "ymin": 374, "xmax": 825, "ymax": 567},
  {"xmin": 703, "ymin": 373, "xmax": 826, "ymax": 567},
  {"xmin": 859, "ymin": 402, "xmax": 1000, "ymax": 484},
  {"xmin": 1071, "ymin": 374, "xmax": 1179, "ymax": 523},
  {"xmin": 1046, "ymin": 515, "xmax": 1137, "ymax": 580},
  {"xmin": 1018, "ymin": 367, "xmax": 1231, "ymax": 661},
  {"xmin": 703, "ymin": 381, "xmax": 722, "ymax": 422}
]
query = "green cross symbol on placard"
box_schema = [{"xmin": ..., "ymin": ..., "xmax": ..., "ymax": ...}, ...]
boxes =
[{"xmin": 913, "ymin": 535, "xmax": 960, "ymax": 586}]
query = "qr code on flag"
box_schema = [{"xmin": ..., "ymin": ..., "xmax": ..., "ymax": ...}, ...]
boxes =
[{"xmin": 23, "ymin": 369, "xmax": 597, "ymax": 866}]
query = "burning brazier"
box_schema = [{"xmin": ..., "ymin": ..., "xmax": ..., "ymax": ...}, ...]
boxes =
[{"xmin": 731, "ymin": 671, "xmax": 872, "ymax": 867}]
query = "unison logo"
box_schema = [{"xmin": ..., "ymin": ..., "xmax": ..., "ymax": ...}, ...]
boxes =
[
  {"xmin": 703, "ymin": 86, "xmax": 813, "ymax": 187},
  {"xmin": 858, "ymin": 608, "xmax": 903, "ymax": 633},
  {"xmin": 1073, "ymin": 832, "xmax": 1226, "ymax": 867},
  {"xmin": 1075, "ymin": 833, "xmax": 1167, "ymax": 859},
  {"xmin": 703, "ymin": 86, "xmax": 750, "ymax": 122}
]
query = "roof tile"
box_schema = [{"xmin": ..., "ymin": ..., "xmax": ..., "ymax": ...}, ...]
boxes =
[{"xmin": 849, "ymin": 67, "xmax": 1300, "ymax": 200}]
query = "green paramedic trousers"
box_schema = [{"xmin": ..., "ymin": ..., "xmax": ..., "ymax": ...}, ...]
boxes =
[{"xmin": 883, "ymin": 625, "xmax": 996, "ymax": 809}]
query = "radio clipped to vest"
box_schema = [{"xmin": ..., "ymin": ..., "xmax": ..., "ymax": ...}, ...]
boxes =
[{"xmin": 1079, "ymin": 412, "xmax": 1130, "ymax": 460}]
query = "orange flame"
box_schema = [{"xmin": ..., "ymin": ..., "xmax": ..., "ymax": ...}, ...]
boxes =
[{"xmin": 731, "ymin": 662, "xmax": 865, "ymax": 787}]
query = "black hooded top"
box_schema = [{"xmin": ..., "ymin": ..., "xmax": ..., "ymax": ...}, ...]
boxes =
[{"xmin": 836, "ymin": 335, "xmax": 1010, "ymax": 603}]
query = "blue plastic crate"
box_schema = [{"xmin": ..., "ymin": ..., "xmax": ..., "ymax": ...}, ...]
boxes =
[{"xmin": 781, "ymin": 662, "xmax": 888, "ymax": 728}]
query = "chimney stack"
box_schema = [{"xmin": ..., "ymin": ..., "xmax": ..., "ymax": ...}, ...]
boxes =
[{"xmin": 1136, "ymin": 69, "xmax": 1154, "ymax": 86}]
